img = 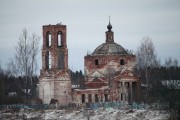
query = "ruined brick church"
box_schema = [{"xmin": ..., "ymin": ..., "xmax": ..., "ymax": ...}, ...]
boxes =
[{"xmin": 39, "ymin": 21, "xmax": 140, "ymax": 105}]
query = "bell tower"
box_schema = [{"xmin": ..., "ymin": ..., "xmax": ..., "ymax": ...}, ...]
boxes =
[
  {"xmin": 39, "ymin": 24, "xmax": 72, "ymax": 105},
  {"xmin": 42, "ymin": 24, "xmax": 68, "ymax": 70}
]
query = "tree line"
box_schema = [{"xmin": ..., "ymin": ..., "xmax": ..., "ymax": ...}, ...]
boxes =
[
  {"xmin": 0, "ymin": 67, "xmax": 38, "ymax": 104},
  {"xmin": 71, "ymin": 70, "xmax": 85, "ymax": 89}
]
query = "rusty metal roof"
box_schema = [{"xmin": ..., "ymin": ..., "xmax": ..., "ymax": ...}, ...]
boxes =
[{"xmin": 92, "ymin": 42, "xmax": 127, "ymax": 55}]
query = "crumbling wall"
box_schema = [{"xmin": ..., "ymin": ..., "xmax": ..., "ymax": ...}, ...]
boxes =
[{"xmin": 84, "ymin": 54, "xmax": 136, "ymax": 81}]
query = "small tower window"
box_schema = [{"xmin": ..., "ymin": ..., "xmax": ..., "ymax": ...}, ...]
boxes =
[
  {"xmin": 120, "ymin": 59, "xmax": 125, "ymax": 65},
  {"xmin": 46, "ymin": 32, "xmax": 51, "ymax": 47},
  {"xmin": 95, "ymin": 59, "xmax": 99, "ymax": 65},
  {"xmin": 58, "ymin": 32, "xmax": 61, "ymax": 46}
]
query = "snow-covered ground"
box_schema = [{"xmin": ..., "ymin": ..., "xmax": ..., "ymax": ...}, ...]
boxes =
[{"xmin": 0, "ymin": 107, "xmax": 169, "ymax": 120}]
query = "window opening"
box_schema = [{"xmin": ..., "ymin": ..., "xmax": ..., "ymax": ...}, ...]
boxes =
[
  {"xmin": 45, "ymin": 51, "xmax": 51, "ymax": 69},
  {"xmin": 120, "ymin": 59, "xmax": 125, "ymax": 65},
  {"xmin": 95, "ymin": 59, "xmax": 99, "ymax": 65},
  {"xmin": 127, "ymin": 82, "xmax": 130, "ymax": 87},
  {"xmin": 58, "ymin": 51, "xmax": 64, "ymax": 69},
  {"xmin": 48, "ymin": 51, "xmax": 51, "ymax": 69},
  {"xmin": 95, "ymin": 94, "xmax": 98, "ymax": 102},
  {"xmin": 121, "ymin": 93, "xmax": 123, "ymax": 100},
  {"xmin": 104, "ymin": 94, "xmax": 108, "ymax": 102},
  {"xmin": 46, "ymin": 32, "xmax": 51, "ymax": 47},
  {"xmin": 45, "ymin": 51, "xmax": 49, "ymax": 69},
  {"xmin": 88, "ymin": 94, "xmax": 92, "ymax": 103},
  {"xmin": 82, "ymin": 94, "xmax": 85, "ymax": 103},
  {"xmin": 58, "ymin": 32, "xmax": 61, "ymax": 46}
]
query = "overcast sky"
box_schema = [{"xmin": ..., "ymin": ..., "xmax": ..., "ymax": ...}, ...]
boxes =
[{"xmin": 0, "ymin": 0, "xmax": 180, "ymax": 74}]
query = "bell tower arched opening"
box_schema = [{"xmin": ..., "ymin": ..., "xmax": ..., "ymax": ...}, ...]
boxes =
[
  {"xmin": 45, "ymin": 51, "xmax": 51, "ymax": 69},
  {"xmin": 58, "ymin": 51, "xmax": 64, "ymax": 69},
  {"xmin": 58, "ymin": 31, "xmax": 62, "ymax": 47},
  {"xmin": 46, "ymin": 32, "xmax": 51, "ymax": 47}
]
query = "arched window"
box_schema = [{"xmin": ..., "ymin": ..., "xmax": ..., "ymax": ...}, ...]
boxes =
[
  {"xmin": 45, "ymin": 51, "xmax": 49, "ymax": 69},
  {"xmin": 57, "ymin": 32, "xmax": 61, "ymax": 46},
  {"xmin": 49, "ymin": 52, "xmax": 52, "ymax": 69},
  {"xmin": 46, "ymin": 32, "xmax": 51, "ymax": 47},
  {"xmin": 120, "ymin": 59, "xmax": 125, "ymax": 65},
  {"xmin": 45, "ymin": 51, "xmax": 51, "ymax": 69},
  {"xmin": 58, "ymin": 51, "xmax": 64, "ymax": 69}
]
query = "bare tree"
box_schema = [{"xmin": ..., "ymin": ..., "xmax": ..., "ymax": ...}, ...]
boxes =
[
  {"xmin": 135, "ymin": 37, "xmax": 160, "ymax": 103},
  {"xmin": 136, "ymin": 37, "xmax": 159, "ymax": 85},
  {"xmin": 8, "ymin": 29, "xmax": 40, "ymax": 104},
  {"xmin": 126, "ymin": 49, "xmax": 134, "ymax": 55}
]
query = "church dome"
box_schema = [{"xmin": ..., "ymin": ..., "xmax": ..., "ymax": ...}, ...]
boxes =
[{"xmin": 92, "ymin": 42, "xmax": 127, "ymax": 55}]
